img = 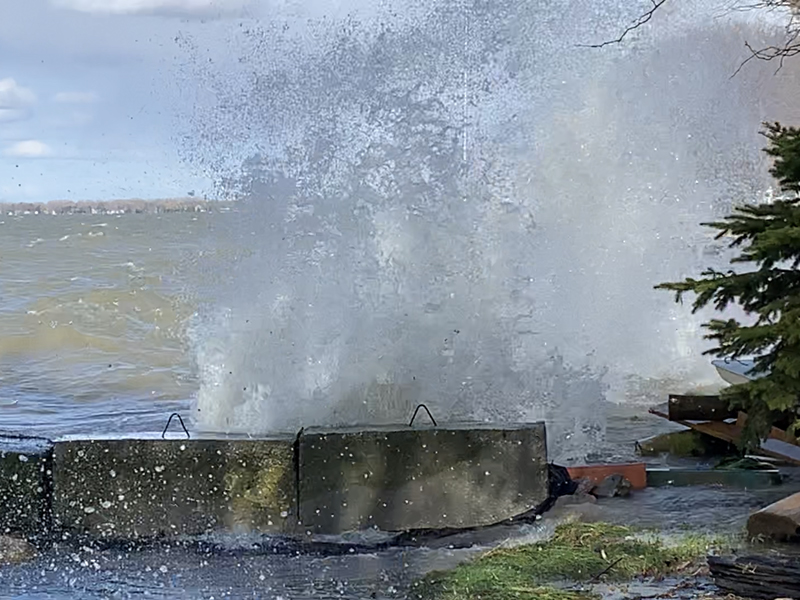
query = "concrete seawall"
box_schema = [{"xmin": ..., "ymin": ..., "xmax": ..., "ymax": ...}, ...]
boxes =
[
  {"xmin": 0, "ymin": 435, "xmax": 52, "ymax": 543},
  {"xmin": 53, "ymin": 436, "xmax": 296, "ymax": 540},
  {"xmin": 299, "ymin": 424, "xmax": 547, "ymax": 534},
  {"xmin": 0, "ymin": 422, "xmax": 547, "ymax": 544}
]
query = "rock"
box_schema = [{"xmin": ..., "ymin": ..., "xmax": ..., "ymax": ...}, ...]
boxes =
[
  {"xmin": 573, "ymin": 477, "xmax": 596, "ymax": 495},
  {"xmin": 0, "ymin": 535, "xmax": 35, "ymax": 564},
  {"xmin": 591, "ymin": 474, "xmax": 632, "ymax": 498},
  {"xmin": 551, "ymin": 477, "xmax": 599, "ymax": 508}
]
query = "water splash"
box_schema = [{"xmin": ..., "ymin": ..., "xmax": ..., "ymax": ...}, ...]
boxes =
[{"xmin": 176, "ymin": 0, "xmax": 799, "ymax": 460}]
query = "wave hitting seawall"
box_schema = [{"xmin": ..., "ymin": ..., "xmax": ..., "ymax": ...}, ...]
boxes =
[{"xmin": 175, "ymin": 0, "xmax": 800, "ymax": 461}]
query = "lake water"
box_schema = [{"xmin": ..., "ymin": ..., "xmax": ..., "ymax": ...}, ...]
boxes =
[
  {"xmin": 2, "ymin": 211, "xmax": 797, "ymax": 600},
  {"xmin": 0, "ymin": 213, "xmax": 211, "ymax": 437},
  {"xmin": 0, "ymin": 211, "xmax": 720, "ymax": 457}
]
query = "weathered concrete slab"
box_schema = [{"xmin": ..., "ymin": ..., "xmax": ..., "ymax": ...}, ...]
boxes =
[
  {"xmin": 0, "ymin": 435, "xmax": 52, "ymax": 540},
  {"xmin": 298, "ymin": 423, "xmax": 547, "ymax": 534},
  {"xmin": 52, "ymin": 436, "xmax": 296, "ymax": 540}
]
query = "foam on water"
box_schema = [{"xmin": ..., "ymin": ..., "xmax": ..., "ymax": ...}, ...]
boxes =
[{"xmin": 177, "ymin": 0, "xmax": 800, "ymax": 458}]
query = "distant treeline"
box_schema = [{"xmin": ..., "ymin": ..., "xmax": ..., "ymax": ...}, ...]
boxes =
[{"xmin": 2, "ymin": 198, "xmax": 234, "ymax": 216}]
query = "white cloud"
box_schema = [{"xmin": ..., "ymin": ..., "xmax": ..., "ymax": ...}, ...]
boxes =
[
  {"xmin": 4, "ymin": 140, "xmax": 53, "ymax": 158},
  {"xmin": 0, "ymin": 78, "xmax": 36, "ymax": 122},
  {"xmin": 50, "ymin": 0, "xmax": 250, "ymax": 17},
  {"xmin": 53, "ymin": 91, "xmax": 99, "ymax": 104},
  {"xmin": 0, "ymin": 79, "xmax": 36, "ymax": 107}
]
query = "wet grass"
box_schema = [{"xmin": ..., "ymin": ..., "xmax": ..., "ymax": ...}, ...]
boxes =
[{"xmin": 412, "ymin": 521, "xmax": 718, "ymax": 600}]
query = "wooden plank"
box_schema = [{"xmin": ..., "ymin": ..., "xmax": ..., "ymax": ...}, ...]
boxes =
[
  {"xmin": 667, "ymin": 394, "xmax": 736, "ymax": 421},
  {"xmin": 680, "ymin": 420, "xmax": 741, "ymax": 444},
  {"xmin": 737, "ymin": 412, "xmax": 798, "ymax": 445},
  {"xmin": 708, "ymin": 554, "xmax": 800, "ymax": 600},
  {"xmin": 566, "ymin": 463, "xmax": 647, "ymax": 490},
  {"xmin": 747, "ymin": 491, "xmax": 800, "ymax": 541}
]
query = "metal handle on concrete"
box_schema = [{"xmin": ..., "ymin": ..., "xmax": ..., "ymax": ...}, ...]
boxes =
[
  {"xmin": 409, "ymin": 404, "xmax": 437, "ymax": 427},
  {"xmin": 162, "ymin": 412, "xmax": 190, "ymax": 439}
]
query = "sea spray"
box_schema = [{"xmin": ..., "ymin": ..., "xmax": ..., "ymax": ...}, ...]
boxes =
[{"xmin": 176, "ymin": 0, "xmax": 800, "ymax": 460}]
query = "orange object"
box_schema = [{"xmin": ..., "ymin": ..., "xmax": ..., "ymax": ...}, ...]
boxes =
[{"xmin": 567, "ymin": 462, "xmax": 647, "ymax": 490}]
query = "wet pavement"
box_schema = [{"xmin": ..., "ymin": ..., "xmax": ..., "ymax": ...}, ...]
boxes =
[{"xmin": 3, "ymin": 473, "xmax": 800, "ymax": 600}]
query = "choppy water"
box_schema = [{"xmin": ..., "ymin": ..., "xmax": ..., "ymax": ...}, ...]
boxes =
[
  {"xmin": 0, "ymin": 214, "xmax": 206, "ymax": 436},
  {"xmin": 0, "ymin": 211, "xmax": 720, "ymax": 459},
  {"xmin": 176, "ymin": 0, "xmax": 800, "ymax": 453}
]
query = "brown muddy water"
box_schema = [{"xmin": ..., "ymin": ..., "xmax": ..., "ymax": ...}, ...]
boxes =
[{"xmin": 0, "ymin": 213, "xmax": 208, "ymax": 436}]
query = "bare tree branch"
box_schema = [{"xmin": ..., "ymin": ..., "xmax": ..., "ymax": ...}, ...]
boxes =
[
  {"xmin": 732, "ymin": 2, "xmax": 800, "ymax": 74},
  {"xmin": 577, "ymin": 0, "xmax": 669, "ymax": 49},
  {"xmin": 582, "ymin": 0, "xmax": 800, "ymax": 74},
  {"xmin": 732, "ymin": 36, "xmax": 800, "ymax": 76}
]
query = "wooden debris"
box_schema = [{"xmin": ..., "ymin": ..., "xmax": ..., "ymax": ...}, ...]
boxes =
[
  {"xmin": 648, "ymin": 408, "xmax": 800, "ymax": 466},
  {"xmin": 708, "ymin": 554, "xmax": 800, "ymax": 600},
  {"xmin": 668, "ymin": 394, "xmax": 736, "ymax": 421},
  {"xmin": 747, "ymin": 491, "xmax": 800, "ymax": 541},
  {"xmin": 636, "ymin": 429, "xmax": 736, "ymax": 458},
  {"xmin": 735, "ymin": 412, "xmax": 799, "ymax": 445}
]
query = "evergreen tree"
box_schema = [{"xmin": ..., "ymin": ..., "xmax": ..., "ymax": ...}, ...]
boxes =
[{"xmin": 656, "ymin": 122, "xmax": 800, "ymax": 450}]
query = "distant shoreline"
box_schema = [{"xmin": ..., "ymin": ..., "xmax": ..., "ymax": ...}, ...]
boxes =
[{"xmin": 1, "ymin": 198, "xmax": 235, "ymax": 216}]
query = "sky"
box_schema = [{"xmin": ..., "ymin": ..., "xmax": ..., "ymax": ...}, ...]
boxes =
[
  {"xmin": 0, "ymin": 0, "xmax": 430, "ymax": 203},
  {"xmin": 0, "ymin": 0, "xmax": 262, "ymax": 203},
  {"xmin": 2, "ymin": 0, "xmax": 791, "ymax": 204}
]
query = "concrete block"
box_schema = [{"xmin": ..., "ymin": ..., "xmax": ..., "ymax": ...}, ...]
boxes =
[
  {"xmin": 52, "ymin": 435, "xmax": 296, "ymax": 540},
  {"xmin": 298, "ymin": 423, "xmax": 547, "ymax": 534},
  {"xmin": 0, "ymin": 435, "xmax": 52, "ymax": 540}
]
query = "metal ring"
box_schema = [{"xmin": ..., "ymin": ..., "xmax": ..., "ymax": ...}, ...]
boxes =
[
  {"xmin": 409, "ymin": 404, "xmax": 437, "ymax": 427},
  {"xmin": 162, "ymin": 413, "xmax": 190, "ymax": 439}
]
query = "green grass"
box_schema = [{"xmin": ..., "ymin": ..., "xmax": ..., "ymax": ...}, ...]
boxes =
[{"xmin": 412, "ymin": 521, "xmax": 718, "ymax": 600}]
